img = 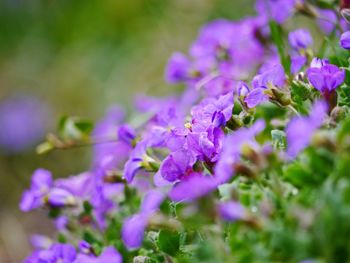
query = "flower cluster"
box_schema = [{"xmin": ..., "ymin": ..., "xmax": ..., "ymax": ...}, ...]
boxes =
[{"xmin": 20, "ymin": 1, "xmax": 350, "ymax": 262}]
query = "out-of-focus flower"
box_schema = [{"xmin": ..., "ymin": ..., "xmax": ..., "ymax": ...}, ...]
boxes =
[
  {"xmin": 286, "ymin": 100, "xmax": 328, "ymax": 158},
  {"xmin": 340, "ymin": 31, "xmax": 350, "ymax": 50},
  {"xmin": 291, "ymin": 55, "xmax": 307, "ymax": 74},
  {"xmin": 23, "ymin": 243, "xmax": 77, "ymax": 263},
  {"xmin": 245, "ymin": 64, "xmax": 285, "ymax": 108},
  {"xmin": 0, "ymin": 95, "xmax": 48, "ymax": 153},
  {"xmin": 19, "ymin": 169, "xmax": 53, "ymax": 212},
  {"xmin": 218, "ymin": 201, "xmax": 245, "ymax": 222},
  {"xmin": 289, "ymin": 29, "xmax": 313, "ymax": 50},
  {"xmin": 165, "ymin": 52, "xmax": 191, "ymax": 83},
  {"xmin": 122, "ymin": 190, "xmax": 165, "ymax": 250},
  {"xmin": 255, "ymin": 0, "xmax": 296, "ymax": 24},
  {"xmin": 317, "ymin": 9, "xmax": 337, "ymax": 35},
  {"xmin": 168, "ymin": 173, "xmax": 217, "ymax": 202},
  {"xmin": 215, "ymin": 120, "xmax": 265, "ymax": 183},
  {"xmin": 159, "ymin": 149, "xmax": 195, "ymax": 182}
]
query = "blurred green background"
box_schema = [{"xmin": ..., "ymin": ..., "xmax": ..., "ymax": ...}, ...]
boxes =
[{"xmin": 0, "ymin": 0, "xmax": 253, "ymax": 261}]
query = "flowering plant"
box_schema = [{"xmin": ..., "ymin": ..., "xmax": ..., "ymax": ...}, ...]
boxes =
[{"xmin": 20, "ymin": 0, "xmax": 350, "ymax": 262}]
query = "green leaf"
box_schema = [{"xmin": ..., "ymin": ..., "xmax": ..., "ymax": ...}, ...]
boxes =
[
  {"xmin": 157, "ymin": 230, "xmax": 180, "ymax": 256},
  {"xmin": 57, "ymin": 115, "xmax": 94, "ymax": 140}
]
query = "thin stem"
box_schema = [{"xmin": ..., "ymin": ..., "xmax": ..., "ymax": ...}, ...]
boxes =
[{"xmin": 288, "ymin": 105, "xmax": 301, "ymax": 116}]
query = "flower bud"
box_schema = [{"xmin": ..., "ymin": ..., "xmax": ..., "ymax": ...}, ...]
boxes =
[
  {"xmin": 237, "ymin": 81, "xmax": 250, "ymax": 98},
  {"xmin": 340, "ymin": 31, "xmax": 350, "ymax": 50}
]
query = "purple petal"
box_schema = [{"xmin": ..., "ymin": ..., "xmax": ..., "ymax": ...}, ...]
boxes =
[{"xmin": 122, "ymin": 214, "xmax": 148, "ymax": 250}]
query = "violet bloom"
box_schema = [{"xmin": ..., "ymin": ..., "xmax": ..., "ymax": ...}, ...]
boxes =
[
  {"xmin": 122, "ymin": 190, "xmax": 165, "ymax": 250},
  {"xmin": 96, "ymin": 246, "xmax": 122, "ymax": 263},
  {"xmin": 20, "ymin": 169, "xmax": 53, "ymax": 212},
  {"xmin": 291, "ymin": 55, "xmax": 307, "ymax": 75},
  {"xmin": 123, "ymin": 141, "xmax": 148, "ymax": 183},
  {"xmin": 191, "ymin": 92, "xmax": 233, "ymax": 131},
  {"xmin": 237, "ymin": 81, "xmax": 250, "ymax": 98},
  {"xmin": 47, "ymin": 188, "xmax": 76, "ymax": 207},
  {"xmin": 340, "ymin": 31, "xmax": 350, "ymax": 50},
  {"xmin": 23, "ymin": 243, "xmax": 77, "ymax": 263},
  {"xmin": 169, "ymin": 173, "xmax": 217, "ymax": 202},
  {"xmin": 186, "ymin": 126, "xmax": 224, "ymax": 163},
  {"xmin": 0, "ymin": 95, "xmax": 48, "ymax": 153},
  {"xmin": 75, "ymin": 245, "xmax": 122, "ymax": 263},
  {"xmin": 286, "ymin": 100, "xmax": 328, "ymax": 158},
  {"xmin": 288, "ymin": 29, "xmax": 313, "ymax": 50},
  {"xmin": 215, "ymin": 120, "xmax": 265, "ymax": 184},
  {"xmin": 255, "ymin": 0, "xmax": 296, "ymax": 24},
  {"xmin": 245, "ymin": 63, "xmax": 285, "ymax": 108},
  {"xmin": 159, "ymin": 149, "xmax": 195, "ymax": 182},
  {"xmin": 92, "ymin": 106, "xmax": 132, "ymax": 178},
  {"xmin": 218, "ymin": 201, "xmax": 245, "ymax": 222},
  {"xmin": 307, "ymin": 59, "xmax": 345, "ymax": 99},
  {"xmin": 317, "ymin": 9, "xmax": 338, "ymax": 35},
  {"xmin": 165, "ymin": 52, "xmax": 191, "ymax": 83}
]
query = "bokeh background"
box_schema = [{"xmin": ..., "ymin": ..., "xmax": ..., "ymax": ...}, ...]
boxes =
[{"xmin": 0, "ymin": 1, "xmax": 254, "ymax": 261}]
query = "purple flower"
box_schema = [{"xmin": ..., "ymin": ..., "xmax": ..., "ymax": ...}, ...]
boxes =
[
  {"xmin": 237, "ymin": 81, "xmax": 250, "ymax": 98},
  {"xmin": 191, "ymin": 92, "xmax": 233, "ymax": 131},
  {"xmin": 169, "ymin": 173, "xmax": 217, "ymax": 202},
  {"xmin": 245, "ymin": 63, "xmax": 285, "ymax": 108},
  {"xmin": 122, "ymin": 214, "xmax": 148, "ymax": 250},
  {"xmin": 286, "ymin": 100, "xmax": 328, "ymax": 158},
  {"xmin": 122, "ymin": 190, "xmax": 165, "ymax": 250},
  {"xmin": 255, "ymin": 0, "xmax": 296, "ymax": 24},
  {"xmin": 0, "ymin": 95, "xmax": 48, "ymax": 153},
  {"xmin": 30, "ymin": 235, "xmax": 52, "ymax": 250},
  {"xmin": 97, "ymin": 246, "xmax": 122, "ymax": 263},
  {"xmin": 20, "ymin": 169, "xmax": 53, "ymax": 212},
  {"xmin": 218, "ymin": 201, "xmax": 245, "ymax": 222},
  {"xmin": 24, "ymin": 243, "xmax": 77, "ymax": 263},
  {"xmin": 47, "ymin": 188, "xmax": 76, "ymax": 207},
  {"xmin": 340, "ymin": 31, "xmax": 350, "ymax": 50},
  {"xmin": 118, "ymin": 124, "xmax": 136, "ymax": 144},
  {"xmin": 215, "ymin": 120, "xmax": 265, "ymax": 184},
  {"xmin": 317, "ymin": 9, "xmax": 338, "ymax": 35},
  {"xmin": 165, "ymin": 52, "xmax": 191, "ymax": 83},
  {"xmin": 123, "ymin": 141, "xmax": 148, "ymax": 183},
  {"xmin": 92, "ymin": 107, "xmax": 132, "ymax": 177},
  {"xmin": 307, "ymin": 60, "xmax": 345, "ymax": 98},
  {"xmin": 54, "ymin": 172, "xmax": 93, "ymax": 198},
  {"xmin": 291, "ymin": 55, "xmax": 307, "ymax": 74},
  {"xmin": 245, "ymin": 88, "xmax": 268, "ymax": 108},
  {"xmin": 288, "ymin": 29, "xmax": 313, "ymax": 50},
  {"xmin": 186, "ymin": 126, "xmax": 224, "ymax": 163},
  {"xmin": 159, "ymin": 149, "xmax": 195, "ymax": 182}
]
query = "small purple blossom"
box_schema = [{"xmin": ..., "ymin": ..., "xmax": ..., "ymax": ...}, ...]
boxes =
[
  {"xmin": 0, "ymin": 95, "xmax": 48, "ymax": 153},
  {"xmin": 215, "ymin": 120, "xmax": 265, "ymax": 184},
  {"xmin": 165, "ymin": 52, "xmax": 191, "ymax": 83},
  {"xmin": 289, "ymin": 29, "xmax": 313, "ymax": 50},
  {"xmin": 218, "ymin": 201, "xmax": 245, "ymax": 222},
  {"xmin": 291, "ymin": 55, "xmax": 307, "ymax": 74},
  {"xmin": 255, "ymin": 0, "xmax": 296, "ymax": 24},
  {"xmin": 122, "ymin": 190, "xmax": 165, "ymax": 250},
  {"xmin": 245, "ymin": 63, "xmax": 285, "ymax": 108},
  {"xmin": 340, "ymin": 31, "xmax": 350, "ymax": 50},
  {"xmin": 307, "ymin": 60, "xmax": 345, "ymax": 98},
  {"xmin": 286, "ymin": 100, "xmax": 328, "ymax": 158},
  {"xmin": 20, "ymin": 169, "xmax": 53, "ymax": 212},
  {"xmin": 169, "ymin": 173, "xmax": 217, "ymax": 202}
]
